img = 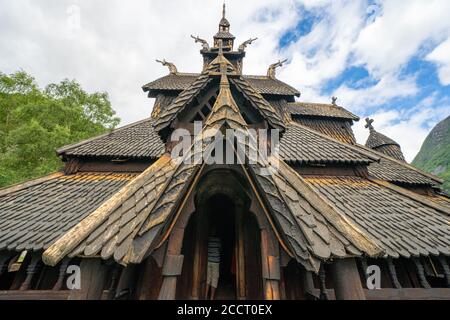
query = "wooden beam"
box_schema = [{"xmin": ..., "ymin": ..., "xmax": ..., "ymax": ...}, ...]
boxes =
[
  {"xmin": 330, "ymin": 258, "xmax": 366, "ymax": 300},
  {"xmin": 310, "ymin": 288, "xmax": 450, "ymax": 300}
]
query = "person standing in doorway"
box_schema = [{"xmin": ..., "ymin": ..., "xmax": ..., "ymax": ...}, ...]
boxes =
[{"xmin": 206, "ymin": 226, "xmax": 221, "ymax": 300}]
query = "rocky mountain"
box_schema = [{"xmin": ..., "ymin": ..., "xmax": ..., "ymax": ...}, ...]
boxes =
[{"xmin": 412, "ymin": 115, "xmax": 450, "ymax": 194}]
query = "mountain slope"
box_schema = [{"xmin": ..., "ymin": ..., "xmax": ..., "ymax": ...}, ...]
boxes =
[{"xmin": 412, "ymin": 116, "xmax": 450, "ymax": 194}]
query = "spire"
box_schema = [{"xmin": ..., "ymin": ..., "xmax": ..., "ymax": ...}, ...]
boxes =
[
  {"xmin": 365, "ymin": 118, "xmax": 405, "ymax": 161},
  {"xmin": 214, "ymin": 2, "xmax": 235, "ymax": 50},
  {"xmin": 220, "ymin": 2, "xmax": 230, "ymax": 27},
  {"xmin": 203, "ymin": 41, "xmax": 246, "ymax": 130}
]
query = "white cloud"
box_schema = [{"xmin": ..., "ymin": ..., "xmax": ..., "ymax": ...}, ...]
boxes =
[
  {"xmin": 0, "ymin": 0, "xmax": 449, "ymax": 160},
  {"xmin": 334, "ymin": 73, "xmax": 418, "ymax": 112},
  {"xmin": 427, "ymin": 38, "xmax": 450, "ymax": 86},
  {"xmin": 353, "ymin": 96, "xmax": 450, "ymax": 162},
  {"xmin": 352, "ymin": 0, "xmax": 450, "ymax": 76}
]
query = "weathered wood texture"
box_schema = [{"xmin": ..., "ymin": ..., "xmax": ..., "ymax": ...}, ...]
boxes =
[
  {"xmin": 68, "ymin": 259, "xmax": 108, "ymax": 300},
  {"xmin": 330, "ymin": 258, "xmax": 366, "ymax": 300},
  {"xmin": 311, "ymin": 288, "xmax": 450, "ymax": 300},
  {"xmin": 0, "ymin": 290, "xmax": 70, "ymax": 300}
]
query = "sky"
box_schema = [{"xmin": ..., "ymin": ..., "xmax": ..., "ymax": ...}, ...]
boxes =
[{"xmin": 0, "ymin": 0, "xmax": 449, "ymax": 162}]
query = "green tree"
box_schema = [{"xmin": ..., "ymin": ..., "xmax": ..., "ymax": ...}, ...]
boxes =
[{"xmin": 0, "ymin": 70, "xmax": 120, "ymax": 187}]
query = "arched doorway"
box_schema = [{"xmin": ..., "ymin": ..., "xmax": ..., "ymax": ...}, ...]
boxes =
[{"xmin": 176, "ymin": 169, "xmax": 263, "ymax": 300}]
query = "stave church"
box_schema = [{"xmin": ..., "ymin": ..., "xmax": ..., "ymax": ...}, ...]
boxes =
[{"xmin": 0, "ymin": 5, "xmax": 449, "ymax": 300}]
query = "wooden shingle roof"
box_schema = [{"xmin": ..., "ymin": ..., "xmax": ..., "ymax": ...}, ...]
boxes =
[
  {"xmin": 288, "ymin": 102, "xmax": 359, "ymax": 121},
  {"xmin": 0, "ymin": 172, "xmax": 137, "ymax": 252},
  {"xmin": 143, "ymin": 73, "xmax": 300, "ymax": 97},
  {"xmin": 366, "ymin": 128, "xmax": 399, "ymax": 149},
  {"xmin": 43, "ymin": 68, "xmax": 382, "ymax": 271},
  {"xmin": 357, "ymin": 144, "xmax": 441, "ymax": 186},
  {"xmin": 306, "ymin": 176, "xmax": 450, "ymax": 258},
  {"xmin": 58, "ymin": 119, "xmax": 165, "ymax": 159},
  {"xmin": 279, "ymin": 123, "xmax": 376, "ymax": 165}
]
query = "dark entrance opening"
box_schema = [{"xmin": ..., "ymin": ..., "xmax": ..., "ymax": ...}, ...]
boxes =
[{"xmin": 206, "ymin": 194, "xmax": 236, "ymax": 300}]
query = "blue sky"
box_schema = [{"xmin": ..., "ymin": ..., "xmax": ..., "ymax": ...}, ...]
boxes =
[{"xmin": 0, "ymin": 0, "xmax": 449, "ymax": 161}]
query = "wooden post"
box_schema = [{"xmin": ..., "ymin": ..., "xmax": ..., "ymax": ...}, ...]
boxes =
[
  {"xmin": 302, "ymin": 269, "xmax": 315, "ymax": 298},
  {"xmin": 260, "ymin": 228, "xmax": 281, "ymax": 300},
  {"xmin": 106, "ymin": 265, "xmax": 122, "ymax": 300},
  {"xmin": 318, "ymin": 264, "xmax": 328, "ymax": 300},
  {"xmin": 387, "ymin": 258, "xmax": 402, "ymax": 289},
  {"xmin": 68, "ymin": 259, "xmax": 108, "ymax": 300},
  {"xmin": 158, "ymin": 254, "xmax": 184, "ymax": 300},
  {"xmin": 413, "ymin": 258, "xmax": 431, "ymax": 289},
  {"xmin": 116, "ymin": 265, "xmax": 138, "ymax": 299},
  {"xmin": 136, "ymin": 258, "xmax": 165, "ymax": 300},
  {"xmin": 191, "ymin": 212, "xmax": 205, "ymax": 299},
  {"xmin": 438, "ymin": 256, "xmax": 450, "ymax": 287},
  {"xmin": 158, "ymin": 226, "xmax": 185, "ymax": 300},
  {"xmin": 330, "ymin": 258, "xmax": 366, "ymax": 300},
  {"xmin": 19, "ymin": 253, "xmax": 41, "ymax": 290},
  {"xmin": 52, "ymin": 258, "xmax": 70, "ymax": 290},
  {"xmin": 236, "ymin": 207, "xmax": 246, "ymax": 300}
]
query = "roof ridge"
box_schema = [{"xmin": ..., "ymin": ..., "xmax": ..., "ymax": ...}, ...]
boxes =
[
  {"xmin": 0, "ymin": 172, "xmax": 64, "ymax": 197},
  {"xmin": 231, "ymin": 77, "xmax": 285, "ymax": 130},
  {"xmin": 57, "ymin": 118, "xmax": 153, "ymax": 155},
  {"xmin": 288, "ymin": 121, "xmax": 379, "ymax": 162},
  {"xmin": 288, "ymin": 101, "xmax": 360, "ymax": 120},
  {"xmin": 356, "ymin": 143, "xmax": 443, "ymax": 184}
]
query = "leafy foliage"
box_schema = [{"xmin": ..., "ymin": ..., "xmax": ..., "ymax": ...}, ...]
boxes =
[
  {"xmin": 0, "ymin": 70, "xmax": 120, "ymax": 187},
  {"xmin": 412, "ymin": 116, "xmax": 450, "ymax": 194}
]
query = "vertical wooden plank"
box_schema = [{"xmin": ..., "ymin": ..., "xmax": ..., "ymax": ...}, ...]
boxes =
[
  {"xmin": 236, "ymin": 207, "xmax": 246, "ymax": 300},
  {"xmin": 68, "ymin": 259, "xmax": 108, "ymax": 300},
  {"xmin": 19, "ymin": 253, "xmax": 41, "ymax": 290},
  {"xmin": 191, "ymin": 212, "xmax": 203, "ymax": 299},
  {"xmin": 302, "ymin": 269, "xmax": 315, "ymax": 298},
  {"xmin": 158, "ymin": 227, "xmax": 185, "ymax": 300},
  {"xmin": 330, "ymin": 258, "xmax": 366, "ymax": 300},
  {"xmin": 52, "ymin": 258, "xmax": 70, "ymax": 290},
  {"xmin": 136, "ymin": 256, "xmax": 163, "ymax": 300}
]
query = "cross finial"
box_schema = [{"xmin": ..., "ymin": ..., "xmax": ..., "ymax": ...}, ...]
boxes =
[
  {"xmin": 332, "ymin": 97, "xmax": 338, "ymax": 105},
  {"xmin": 365, "ymin": 118, "xmax": 374, "ymax": 131},
  {"xmin": 217, "ymin": 39, "xmax": 224, "ymax": 55}
]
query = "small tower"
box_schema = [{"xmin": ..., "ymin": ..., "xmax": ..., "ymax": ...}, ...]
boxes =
[
  {"xmin": 213, "ymin": 3, "xmax": 235, "ymax": 50},
  {"xmin": 365, "ymin": 118, "xmax": 406, "ymax": 161}
]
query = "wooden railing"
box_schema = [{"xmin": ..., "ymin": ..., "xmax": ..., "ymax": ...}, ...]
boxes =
[
  {"xmin": 310, "ymin": 288, "xmax": 450, "ymax": 300},
  {"xmin": 0, "ymin": 290, "xmax": 70, "ymax": 300}
]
